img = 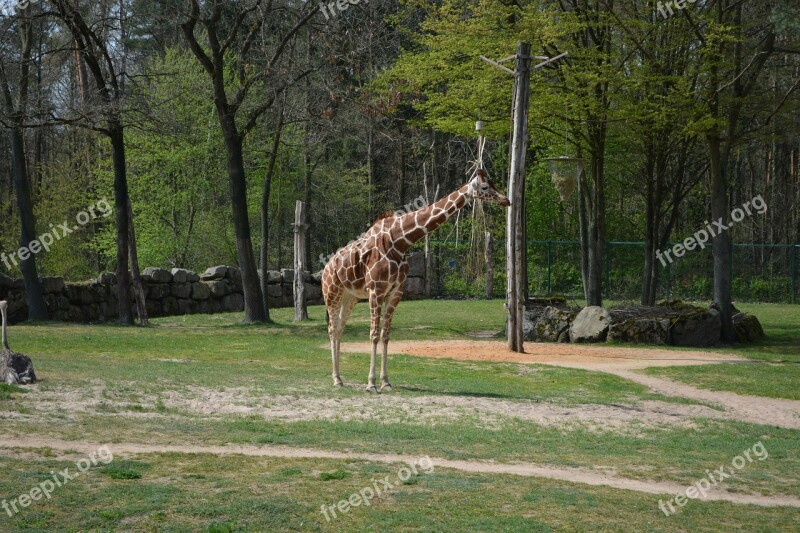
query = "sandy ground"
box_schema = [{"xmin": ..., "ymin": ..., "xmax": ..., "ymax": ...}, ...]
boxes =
[
  {"xmin": 3, "ymin": 340, "xmax": 799, "ymax": 509},
  {"xmin": 338, "ymin": 340, "xmax": 800, "ymax": 430},
  {"xmin": 1, "ymin": 437, "xmax": 798, "ymax": 509}
]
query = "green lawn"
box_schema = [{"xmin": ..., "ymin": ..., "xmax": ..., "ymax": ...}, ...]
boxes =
[
  {"xmin": 644, "ymin": 303, "xmax": 800, "ymax": 399},
  {"xmin": 0, "ymin": 300, "xmax": 798, "ymax": 531}
]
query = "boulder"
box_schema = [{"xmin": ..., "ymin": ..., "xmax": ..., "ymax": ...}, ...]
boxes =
[
  {"xmin": 170, "ymin": 268, "xmax": 190, "ymax": 283},
  {"xmin": 306, "ymin": 283, "xmax": 322, "ymax": 301},
  {"xmin": 39, "ymin": 277, "xmax": 65, "ymax": 294},
  {"xmin": 1, "ymin": 349, "xmax": 36, "ymax": 385},
  {"xmin": 162, "ymin": 296, "xmax": 179, "ymax": 316},
  {"xmin": 177, "ymin": 298, "xmax": 197, "ymax": 315},
  {"xmin": 148, "ymin": 283, "xmax": 171, "ymax": 300},
  {"xmin": 97, "ymin": 272, "xmax": 117, "ymax": 285},
  {"xmin": 670, "ymin": 308, "xmax": 721, "ymax": 347},
  {"xmin": 528, "ymin": 306, "xmax": 576, "ymax": 342},
  {"xmin": 570, "ymin": 306, "xmax": 611, "ymax": 343},
  {"xmin": 201, "ymin": 265, "xmax": 229, "ymax": 281},
  {"xmin": 142, "ymin": 267, "xmax": 172, "ymax": 283},
  {"xmin": 264, "ymin": 270, "xmax": 282, "ymax": 284},
  {"xmin": 608, "ymin": 318, "xmax": 670, "ymax": 345},
  {"xmin": 207, "ymin": 280, "xmax": 231, "ymax": 298},
  {"xmin": 281, "ymin": 269, "xmax": 296, "ymax": 283},
  {"xmin": 404, "ymin": 277, "xmax": 424, "ymax": 297},
  {"xmin": 407, "ymin": 252, "xmax": 426, "ymax": 278},
  {"xmin": 222, "ymin": 293, "xmax": 244, "ymax": 312},
  {"xmin": 734, "ymin": 313, "xmax": 765, "ymax": 343},
  {"xmin": 171, "ymin": 283, "xmax": 192, "ymax": 299},
  {"xmin": 267, "ymin": 284, "xmax": 282, "ymax": 298},
  {"xmin": 191, "ymin": 282, "xmax": 210, "ymax": 300}
]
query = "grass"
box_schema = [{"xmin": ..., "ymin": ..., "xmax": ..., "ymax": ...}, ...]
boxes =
[
  {"xmin": 0, "ymin": 299, "xmax": 798, "ymax": 531},
  {"xmin": 643, "ymin": 303, "xmax": 800, "ymax": 399}
]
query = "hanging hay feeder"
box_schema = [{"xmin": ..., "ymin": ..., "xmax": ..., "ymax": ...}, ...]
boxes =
[{"xmin": 546, "ymin": 156, "xmax": 584, "ymax": 202}]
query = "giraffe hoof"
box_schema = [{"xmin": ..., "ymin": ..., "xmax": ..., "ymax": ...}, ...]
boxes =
[
  {"xmin": 333, "ymin": 379, "xmax": 344, "ymax": 387},
  {"xmin": 365, "ymin": 385, "xmax": 378, "ymax": 394},
  {"xmin": 380, "ymin": 383, "xmax": 393, "ymax": 392}
]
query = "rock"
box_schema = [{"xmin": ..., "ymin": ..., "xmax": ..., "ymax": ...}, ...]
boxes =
[
  {"xmin": 608, "ymin": 318, "xmax": 670, "ymax": 345},
  {"xmin": 306, "ymin": 283, "xmax": 322, "ymax": 301},
  {"xmin": 142, "ymin": 267, "xmax": 172, "ymax": 283},
  {"xmin": 407, "ymin": 252, "xmax": 426, "ymax": 278},
  {"xmin": 162, "ymin": 296, "xmax": 179, "ymax": 315},
  {"xmin": 170, "ymin": 268, "xmax": 190, "ymax": 283},
  {"xmin": 404, "ymin": 277, "xmax": 424, "ymax": 297},
  {"xmin": 734, "ymin": 313, "xmax": 765, "ymax": 343},
  {"xmin": 206, "ymin": 280, "xmax": 231, "ymax": 298},
  {"xmin": 222, "ymin": 293, "xmax": 244, "ymax": 312},
  {"xmin": 267, "ymin": 284, "xmax": 282, "ymax": 298},
  {"xmin": 281, "ymin": 269, "xmax": 295, "ymax": 283},
  {"xmin": 148, "ymin": 283, "xmax": 171, "ymax": 300},
  {"xmin": 177, "ymin": 298, "xmax": 197, "ymax": 315},
  {"xmin": 39, "ymin": 277, "xmax": 65, "ymax": 294},
  {"xmin": 171, "ymin": 283, "xmax": 192, "ymax": 299},
  {"xmin": 670, "ymin": 308, "xmax": 721, "ymax": 347},
  {"xmin": 529, "ymin": 306, "xmax": 576, "ymax": 342},
  {"xmin": 570, "ymin": 306, "xmax": 611, "ymax": 343},
  {"xmin": 97, "ymin": 272, "xmax": 117, "ymax": 285},
  {"xmin": 526, "ymin": 296, "xmax": 567, "ymax": 310},
  {"xmin": 266, "ymin": 270, "xmax": 282, "ymax": 284},
  {"xmin": 191, "ymin": 282, "xmax": 210, "ymax": 300},
  {"xmin": 201, "ymin": 265, "xmax": 229, "ymax": 281},
  {"xmin": 0, "ymin": 349, "xmax": 36, "ymax": 385}
]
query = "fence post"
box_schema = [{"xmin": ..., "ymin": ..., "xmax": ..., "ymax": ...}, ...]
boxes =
[
  {"xmin": 547, "ymin": 240, "xmax": 552, "ymax": 295},
  {"xmin": 604, "ymin": 242, "xmax": 610, "ymax": 300},
  {"xmin": 792, "ymin": 244, "xmax": 798, "ymax": 305}
]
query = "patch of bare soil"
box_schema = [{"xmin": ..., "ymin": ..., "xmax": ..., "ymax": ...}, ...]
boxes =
[
  {"xmin": 1, "ymin": 437, "xmax": 798, "ymax": 509},
  {"xmin": 338, "ymin": 340, "xmax": 800, "ymax": 430},
  {"xmin": 4, "ymin": 382, "xmax": 716, "ymax": 435}
]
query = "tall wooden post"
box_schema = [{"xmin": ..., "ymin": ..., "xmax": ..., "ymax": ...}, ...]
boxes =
[
  {"xmin": 486, "ymin": 231, "xmax": 494, "ymax": 299},
  {"xmin": 293, "ymin": 200, "xmax": 308, "ymax": 322},
  {"xmin": 506, "ymin": 42, "xmax": 531, "ymax": 352}
]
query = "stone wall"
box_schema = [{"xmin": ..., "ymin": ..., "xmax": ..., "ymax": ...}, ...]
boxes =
[{"xmin": 0, "ymin": 251, "xmax": 429, "ymax": 323}]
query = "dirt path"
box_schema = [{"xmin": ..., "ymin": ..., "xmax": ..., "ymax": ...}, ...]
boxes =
[
  {"xmin": 1, "ymin": 437, "xmax": 797, "ymax": 509},
  {"xmin": 338, "ymin": 340, "xmax": 800, "ymax": 430}
]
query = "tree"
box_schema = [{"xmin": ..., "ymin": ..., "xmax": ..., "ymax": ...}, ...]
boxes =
[
  {"xmin": 0, "ymin": 8, "xmax": 48, "ymax": 320},
  {"xmin": 50, "ymin": 0, "xmax": 136, "ymax": 324},
  {"xmin": 180, "ymin": 0, "xmax": 317, "ymax": 323}
]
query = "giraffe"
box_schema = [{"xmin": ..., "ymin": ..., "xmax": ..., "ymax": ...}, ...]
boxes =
[{"xmin": 321, "ymin": 169, "xmax": 511, "ymax": 392}]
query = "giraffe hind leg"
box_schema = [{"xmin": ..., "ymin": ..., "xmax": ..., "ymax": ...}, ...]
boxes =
[{"xmin": 379, "ymin": 288, "xmax": 404, "ymax": 392}]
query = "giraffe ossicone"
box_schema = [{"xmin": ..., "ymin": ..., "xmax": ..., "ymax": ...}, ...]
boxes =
[{"xmin": 321, "ymin": 169, "xmax": 510, "ymax": 392}]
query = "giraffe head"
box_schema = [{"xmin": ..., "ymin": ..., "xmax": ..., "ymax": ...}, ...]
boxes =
[{"xmin": 468, "ymin": 169, "xmax": 511, "ymax": 207}]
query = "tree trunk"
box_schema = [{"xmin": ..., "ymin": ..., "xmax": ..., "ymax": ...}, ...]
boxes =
[
  {"xmin": 127, "ymin": 199, "xmax": 148, "ymax": 326},
  {"xmin": 485, "ymin": 231, "xmax": 494, "ymax": 299},
  {"xmin": 110, "ymin": 123, "xmax": 132, "ymax": 324},
  {"xmin": 708, "ymin": 136, "xmax": 735, "ymax": 341},
  {"xmin": 260, "ymin": 105, "xmax": 286, "ymax": 324},
  {"xmin": 222, "ymin": 120, "xmax": 266, "ymax": 323},
  {"xmin": 9, "ymin": 127, "xmax": 48, "ymax": 321}
]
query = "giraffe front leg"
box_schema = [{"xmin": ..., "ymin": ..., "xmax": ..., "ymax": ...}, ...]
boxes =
[
  {"xmin": 366, "ymin": 291, "xmax": 381, "ymax": 393},
  {"xmin": 380, "ymin": 289, "xmax": 404, "ymax": 392}
]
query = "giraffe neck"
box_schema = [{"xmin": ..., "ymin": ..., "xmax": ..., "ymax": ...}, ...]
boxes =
[{"xmin": 392, "ymin": 183, "xmax": 471, "ymax": 254}]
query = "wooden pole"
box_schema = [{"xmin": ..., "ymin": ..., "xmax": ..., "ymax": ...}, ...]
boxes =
[
  {"xmin": 486, "ymin": 231, "xmax": 494, "ymax": 299},
  {"xmin": 506, "ymin": 42, "xmax": 531, "ymax": 352},
  {"xmin": 293, "ymin": 200, "xmax": 308, "ymax": 322}
]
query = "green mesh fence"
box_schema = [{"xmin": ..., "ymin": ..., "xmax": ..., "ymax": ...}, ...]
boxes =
[{"xmin": 420, "ymin": 240, "xmax": 799, "ymax": 304}]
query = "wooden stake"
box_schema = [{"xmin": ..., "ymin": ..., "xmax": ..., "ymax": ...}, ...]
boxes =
[
  {"xmin": 293, "ymin": 200, "xmax": 308, "ymax": 322},
  {"xmin": 506, "ymin": 42, "xmax": 531, "ymax": 353}
]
